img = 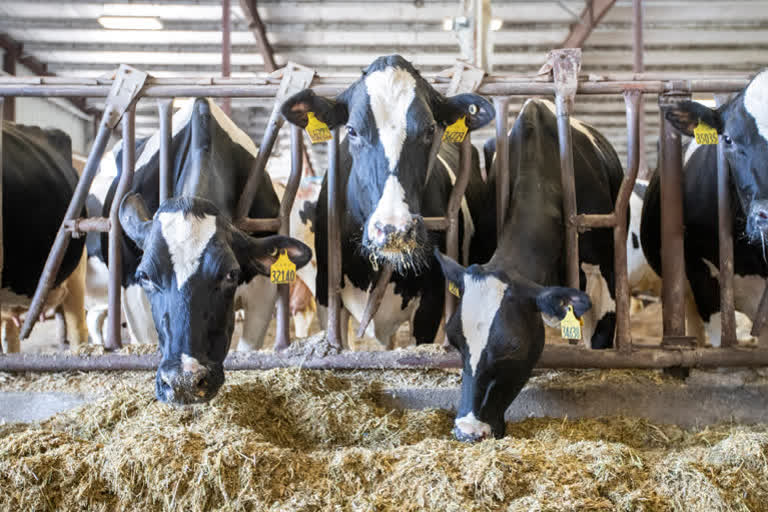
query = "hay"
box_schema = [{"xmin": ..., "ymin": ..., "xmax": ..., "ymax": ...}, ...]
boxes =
[{"xmin": 2, "ymin": 369, "xmax": 768, "ymax": 511}]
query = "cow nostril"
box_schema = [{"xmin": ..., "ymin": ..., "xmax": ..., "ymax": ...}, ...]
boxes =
[{"xmin": 195, "ymin": 376, "xmax": 208, "ymax": 391}]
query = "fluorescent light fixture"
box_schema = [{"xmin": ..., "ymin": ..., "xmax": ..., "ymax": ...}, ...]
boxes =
[
  {"xmin": 442, "ymin": 17, "xmax": 454, "ymax": 31},
  {"xmin": 490, "ymin": 18, "xmax": 503, "ymax": 31},
  {"xmin": 97, "ymin": 16, "xmax": 163, "ymax": 30}
]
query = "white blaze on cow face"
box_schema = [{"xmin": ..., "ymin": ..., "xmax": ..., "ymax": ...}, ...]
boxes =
[
  {"xmin": 744, "ymin": 70, "xmax": 768, "ymax": 142},
  {"xmin": 460, "ymin": 274, "xmax": 507, "ymax": 375},
  {"xmin": 366, "ymin": 174, "xmax": 412, "ymax": 243},
  {"xmin": 455, "ymin": 411, "xmax": 492, "ymax": 439},
  {"xmin": 158, "ymin": 211, "xmax": 217, "ymax": 289},
  {"xmin": 181, "ymin": 353, "xmax": 204, "ymax": 373}
]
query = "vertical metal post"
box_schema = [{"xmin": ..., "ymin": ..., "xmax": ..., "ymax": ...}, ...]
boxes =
[
  {"xmin": 157, "ymin": 98, "xmax": 173, "ymax": 203},
  {"xmin": 2, "ymin": 48, "xmax": 15, "ymax": 121},
  {"xmin": 106, "ymin": 107, "xmax": 136, "ymax": 350},
  {"xmin": 494, "ymin": 97, "xmax": 510, "ymax": 242},
  {"xmin": 221, "ymin": 0, "xmax": 232, "ymax": 116},
  {"xmin": 717, "ymin": 140, "xmax": 737, "ymax": 347},
  {"xmin": 0, "ymin": 98, "xmax": 4, "ymax": 284},
  {"xmin": 659, "ymin": 93, "xmax": 688, "ymax": 339},
  {"xmin": 632, "ymin": 0, "xmax": 649, "ymax": 178},
  {"xmin": 327, "ymin": 127, "xmax": 342, "ymax": 349}
]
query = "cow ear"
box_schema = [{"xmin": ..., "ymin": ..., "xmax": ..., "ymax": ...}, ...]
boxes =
[
  {"xmin": 433, "ymin": 249, "xmax": 466, "ymax": 295},
  {"xmin": 119, "ymin": 193, "xmax": 153, "ymax": 249},
  {"xmin": 280, "ymin": 89, "xmax": 348, "ymax": 129},
  {"xmin": 436, "ymin": 93, "xmax": 495, "ymax": 131},
  {"xmin": 231, "ymin": 231, "xmax": 313, "ymax": 281},
  {"xmin": 663, "ymin": 100, "xmax": 723, "ymax": 136},
  {"xmin": 534, "ymin": 286, "xmax": 592, "ymax": 321}
]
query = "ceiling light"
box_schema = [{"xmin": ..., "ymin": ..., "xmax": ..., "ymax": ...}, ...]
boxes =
[
  {"xmin": 97, "ymin": 16, "xmax": 163, "ymax": 30},
  {"xmin": 490, "ymin": 18, "xmax": 503, "ymax": 31}
]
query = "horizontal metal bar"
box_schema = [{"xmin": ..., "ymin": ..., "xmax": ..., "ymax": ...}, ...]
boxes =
[
  {"xmin": 234, "ymin": 217, "xmax": 281, "ymax": 233},
  {"xmin": 573, "ymin": 213, "xmax": 617, "ymax": 230},
  {"xmin": 63, "ymin": 216, "xmax": 111, "ymax": 234},
  {"xmin": 2, "ymin": 345, "xmax": 768, "ymax": 371},
  {"xmin": 423, "ymin": 217, "xmax": 449, "ymax": 230}
]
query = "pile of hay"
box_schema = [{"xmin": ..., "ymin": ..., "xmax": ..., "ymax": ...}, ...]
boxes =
[{"xmin": 2, "ymin": 368, "xmax": 768, "ymax": 511}]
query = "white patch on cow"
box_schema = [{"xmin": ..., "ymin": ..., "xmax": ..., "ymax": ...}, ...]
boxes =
[
  {"xmin": 341, "ymin": 276, "xmax": 420, "ymax": 347},
  {"xmin": 367, "ymin": 174, "xmax": 412, "ymax": 240},
  {"xmin": 744, "ymin": 70, "xmax": 768, "ymax": 142},
  {"xmin": 461, "ymin": 274, "xmax": 507, "ymax": 375},
  {"xmin": 365, "ymin": 66, "xmax": 416, "ymax": 171},
  {"xmin": 684, "ymin": 139, "xmax": 701, "ymax": 165},
  {"xmin": 122, "ymin": 284, "xmax": 158, "ymax": 344},
  {"xmin": 455, "ymin": 412, "xmax": 492, "ymax": 439},
  {"xmin": 437, "ymin": 154, "xmax": 475, "ymax": 264},
  {"xmin": 627, "ymin": 189, "xmax": 661, "ymax": 294},
  {"xmin": 581, "ymin": 262, "xmax": 616, "ymax": 346},
  {"xmin": 536, "ymin": 98, "xmax": 603, "ymax": 157},
  {"xmin": 181, "ymin": 353, "xmax": 204, "ymax": 373},
  {"xmin": 158, "ymin": 211, "xmax": 217, "ymax": 289},
  {"xmin": 0, "ymin": 287, "xmax": 32, "ymax": 308},
  {"xmin": 233, "ymin": 275, "xmax": 278, "ymax": 351}
]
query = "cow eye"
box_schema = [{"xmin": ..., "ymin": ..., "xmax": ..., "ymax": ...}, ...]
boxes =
[
  {"xmin": 723, "ymin": 134, "xmax": 733, "ymax": 145},
  {"xmin": 346, "ymin": 126, "xmax": 357, "ymax": 137},
  {"xmin": 224, "ymin": 269, "xmax": 240, "ymax": 283},
  {"xmin": 136, "ymin": 271, "xmax": 156, "ymax": 290}
]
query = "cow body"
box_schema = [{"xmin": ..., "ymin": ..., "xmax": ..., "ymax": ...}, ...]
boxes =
[
  {"xmin": 0, "ymin": 122, "xmax": 87, "ymax": 352},
  {"xmin": 436, "ymin": 98, "xmax": 622, "ymax": 441}
]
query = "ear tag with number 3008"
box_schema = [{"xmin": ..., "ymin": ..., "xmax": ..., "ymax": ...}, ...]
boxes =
[
  {"xmin": 305, "ymin": 112, "xmax": 332, "ymax": 144},
  {"xmin": 443, "ymin": 116, "xmax": 469, "ymax": 143},
  {"xmin": 448, "ymin": 281, "xmax": 461, "ymax": 298},
  {"xmin": 694, "ymin": 122, "xmax": 719, "ymax": 145},
  {"xmin": 270, "ymin": 250, "xmax": 296, "ymax": 285},
  {"xmin": 560, "ymin": 305, "xmax": 583, "ymax": 340}
]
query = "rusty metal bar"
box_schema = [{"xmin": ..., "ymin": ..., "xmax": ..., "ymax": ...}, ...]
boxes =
[
  {"xmin": 63, "ymin": 216, "xmax": 111, "ymax": 235},
  {"xmin": 574, "ymin": 213, "xmax": 617, "ymax": 230},
  {"xmin": 157, "ymin": 98, "xmax": 173, "ymax": 203},
  {"xmin": 0, "ymin": 98, "xmax": 4, "ymax": 285},
  {"xmin": 235, "ymin": 106, "xmax": 284, "ymax": 220},
  {"xmin": 423, "ymin": 217, "xmax": 449, "ymax": 230},
  {"xmin": 106, "ymin": 107, "xmax": 136, "ymax": 350},
  {"xmin": 494, "ymin": 97, "xmax": 510, "ymax": 242},
  {"xmin": 326, "ymin": 126, "xmax": 342, "ymax": 349},
  {"xmin": 221, "ymin": 0, "xmax": 232, "ymax": 116},
  {"xmin": 751, "ymin": 284, "xmax": 768, "ymax": 339},
  {"xmin": 718, "ymin": 140, "xmax": 737, "ymax": 347},
  {"xmin": 356, "ymin": 264, "xmax": 394, "ymax": 339},
  {"xmin": 234, "ymin": 217, "xmax": 281, "ymax": 233},
  {"xmin": 632, "ymin": 0, "xmax": 649, "ymax": 179}
]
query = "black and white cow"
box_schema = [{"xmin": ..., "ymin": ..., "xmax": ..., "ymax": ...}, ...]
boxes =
[
  {"xmin": 102, "ymin": 98, "xmax": 311, "ymax": 404},
  {"xmin": 0, "ymin": 122, "xmax": 87, "ymax": 351},
  {"xmin": 434, "ymin": 98, "xmax": 622, "ymax": 441},
  {"xmin": 641, "ymin": 69, "xmax": 768, "ymax": 346},
  {"xmin": 280, "ymin": 55, "xmax": 495, "ymax": 347}
]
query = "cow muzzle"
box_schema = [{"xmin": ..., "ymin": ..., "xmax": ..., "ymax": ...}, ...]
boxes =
[
  {"xmin": 156, "ymin": 358, "xmax": 222, "ymax": 404},
  {"xmin": 453, "ymin": 412, "xmax": 493, "ymax": 443},
  {"xmin": 367, "ymin": 215, "xmax": 423, "ymax": 250}
]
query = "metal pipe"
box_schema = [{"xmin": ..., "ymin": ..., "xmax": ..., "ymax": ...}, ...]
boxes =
[
  {"xmin": 555, "ymin": 94, "xmax": 580, "ymax": 290},
  {"xmin": 326, "ymin": 127, "xmax": 342, "ymax": 349},
  {"xmin": 106, "ymin": 107, "xmax": 137, "ymax": 350},
  {"xmin": 235, "ymin": 106, "xmax": 284, "ymax": 219},
  {"xmin": 574, "ymin": 213, "xmax": 616, "ymax": 230},
  {"xmin": 356, "ymin": 264, "xmax": 394, "ymax": 339},
  {"xmin": 157, "ymin": 98, "xmax": 173, "ymax": 203},
  {"xmin": 717, "ymin": 140, "xmax": 737, "ymax": 347},
  {"xmin": 0, "ymin": 98, "xmax": 4, "ymax": 284},
  {"xmin": 20, "ymin": 116, "xmax": 114, "ymax": 340},
  {"xmin": 63, "ymin": 216, "xmax": 111, "ymax": 234},
  {"xmin": 494, "ymin": 97, "xmax": 510, "ymax": 243},
  {"xmin": 221, "ymin": 0, "xmax": 232, "ymax": 116},
  {"xmin": 632, "ymin": 0, "xmax": 649, "ymax": 179},
  {"xmin": 234, "ymin": 217, "xmax": 281, "ymax": 233}
]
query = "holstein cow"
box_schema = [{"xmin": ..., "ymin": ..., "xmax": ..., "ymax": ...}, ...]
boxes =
[
  {"xmin": 280, "ymin": 55, "xmax": 495, "ymax": 347},
  {"xmin": 102, "ymin": 98, "xmax": 311, "ymax": 404},
  {"xmin": 641, "ymin": 69, "xmax": 768, "ymax": 347},
  {"xmin": 0, "ymin": 122, "xmax": 87, "ymax": 351},
  {"xmin": 435, "ymin": 98, "xmax": 622, "ymax": 441}
]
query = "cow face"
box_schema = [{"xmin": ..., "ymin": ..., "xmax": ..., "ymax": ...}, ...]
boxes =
[
  {"xmin": 664, "ymin": 69, "xmax": 768, "ymax": 245},
  {"xmin": 120, "ymin": 194, "xmax": 311, "ymax": 405},
  {"xmin": 435, "ymin": 251, "xmax": 591, "ymax": 441},
  {"xmin": 281, "ymin": 55, "xmax": 494, "ymax": 273}
]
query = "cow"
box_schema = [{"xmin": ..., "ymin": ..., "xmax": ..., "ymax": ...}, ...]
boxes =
[
  {"xmin": 102, "ymin": 98, "xmax": 311, "ymax": 404},
  {"xmin": 0, "ymin": 122, "xmax": 87, "ymax": 352},
  {"xmin": 641, "ymin": 69, "xmax": 768, "ymax": 347},
  {"xmin": 434, "ymin": 98, "xmax": 622, "ymax": 441},
  {"xmin": 280, "ymin": 54, "xmax": 496, "ymax": 348}
]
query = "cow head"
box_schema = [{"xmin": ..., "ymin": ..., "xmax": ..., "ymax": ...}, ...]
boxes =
[
  {"xmin": 435, "ymin": 250, "xmax": 591, "ymax": 441},
  {"xmin": 281, "ymin": 55, "xmax": 494, "ymax": 273},
  {"xmin": 664, "ymin": 69, "xmax": 768, "ymax": 245},
  {"xmin": 120, "ymin": 194, "xmax": 311, "ymax": 405}
]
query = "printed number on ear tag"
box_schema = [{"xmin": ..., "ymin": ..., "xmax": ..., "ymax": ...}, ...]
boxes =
[
  {"xmin": 448, "ymin": 281, "xmax": 461, "ymax": 298},
  {"xmin": 694, "ymin": 122, "xmax": 719, "ymax": 145},
  {"xmin": 443, "ymin": 116, "xmax": 468, "ymax": 143},
  {"xmin": 270, "ymin": 250, "xmax": 296, "ymax": 284},
  {"xmin": 306, "ymin": 112, "xmax": 332, "ymax": 144},
  {"xmin": 560, "ymin": 305, "xmax": 583, "ymax": 340}
]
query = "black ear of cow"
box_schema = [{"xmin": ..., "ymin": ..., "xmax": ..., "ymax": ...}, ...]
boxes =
[
  {"xmin": 534, "ymin": 286, "xmax": 592, "ymax": 321},
  {"xmin": 433, "ymin": 249, "xmax": 466, "ymax": 295},
  {"xmin": 663, "ymin": 100, "xmax": 723, "ymax": 137},
  {"xmin": 232, "ymin": 231, "xmax": 313, "ymax": 282},
  {"xmin": 280, "ymin": 89, "xmax": 348, "ymax": 129},
  {"xmin": 436, "ymin": 93, "xmax": 496, "ymax": 131},
  {"xmin": 119, "ymin": 193, "xmax": 153, "ymax": 250}
]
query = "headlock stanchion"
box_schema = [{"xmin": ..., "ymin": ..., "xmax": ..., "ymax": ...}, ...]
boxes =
[
  {"xmin": 156, "ymin": 98, "xmax": 173, "ymax": 204},
  {"xmin": 0, "ymin": 97, "xmax": 4, "ymax": 287},
  {"xmin": 326, "ymin": 126, "xmax": 343, "ymax": 349},
  {"xmin": 717, "ymin": 139, "xmax": 737, "ymax": 347},
  {"xmin": 493, "ymin": 97, "xmax": 510, "ymax": 243}
]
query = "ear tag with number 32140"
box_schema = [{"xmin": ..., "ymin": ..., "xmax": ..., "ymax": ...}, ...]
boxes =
[
  {"xmin": 443, "ymin": 116, "xmax": 469, "ymax": 143},
  {"xmin": 560, "ymin": 305, "xmax": 583, "ymax": 340},
  {"xmin": 306, "ymin": 112, "xmax": 332, "ymax": 144},
  {"xmin": 448, "ymin": 281, "xmax": 461, "ymax": 298},
  {"xmin": 270, "ymin": 250, "xmax": 296, "ymax": 285},
  {"xmin": 694, "ymin": 122, "xmax": 719, "ymax": 145}
]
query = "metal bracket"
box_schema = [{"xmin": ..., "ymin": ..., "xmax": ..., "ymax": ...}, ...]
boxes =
[
  {"xmin": 103, "ymin": 65, "xmax": 148, "ymax": 129},
  {"xmin": 275, "ymin": 62, "xmax": 316, "ymax": 103},
  {"xmin": 548, "ymin": 48, "xmax": 582, "ymax": 104},
  {"xmin": 445, "ymin": 61, "xmax": 485, "ymax": 96}
]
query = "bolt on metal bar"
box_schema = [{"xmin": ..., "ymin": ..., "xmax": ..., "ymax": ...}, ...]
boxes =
[
  {"xmin": 326, "ymin": 126, "xmax": 343, "ymax": 349},
  {"xmin": 157, "ymin": 99, "xmax": 173, "ymax": 203},
  {"xmin": 494, "ymin": 97, "xmax": 510, "ymax": 243},
  {"xmin": 717, "ymin": 140, "xmax": 737, "ymax": 347}
]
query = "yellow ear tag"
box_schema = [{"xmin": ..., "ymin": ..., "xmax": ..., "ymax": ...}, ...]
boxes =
[
  {"xmin": 694, "ymin": 122, "xmax": 719, "ymax": 145},
  {"xmin": 443, "ymin": 116, "xmax": 469, "ymax": 143},
  {"xmin": 560, "ymin": 305, "xmax": 583, "ymax": 340},
  {"xmin": 270, "ymin": 250, "xmax": 296, "ymax": 284},
  {"xmin": 448, "ymin": 281, "xmax": 461, "ymax": 298},
  {"xmin": 305, "ymin": 112, "xmax": 332, "ymax": 144}
]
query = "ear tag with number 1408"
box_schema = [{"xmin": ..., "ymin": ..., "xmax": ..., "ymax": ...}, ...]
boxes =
[
  {"xmin": 443, "ymin": 116, "xmax": 469, "ymax": 143},
  {"xmin": 270, "ymin": 250, "xmax": 296, "ymax": 284},
  {"xmin": 306, "ymin": 112, "xmax": 332, "ymax": 144},
  {"xmin": 560, "ymin": 305, "xmax": 583, "ymax": 340},
  {"xmin": 694, "ymin": 122, "xmax": 719, "ymax": 145}
]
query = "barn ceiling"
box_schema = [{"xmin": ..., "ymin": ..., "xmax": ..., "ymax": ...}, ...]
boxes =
[{"xmin": 2, "ymin": 0, "xmax": 767, "ymax": 172}]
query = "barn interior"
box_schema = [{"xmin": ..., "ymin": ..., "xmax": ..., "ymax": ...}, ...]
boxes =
[{"xmin": 2, "ymin": 1, "xmax": 768, "ymax": 510}]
